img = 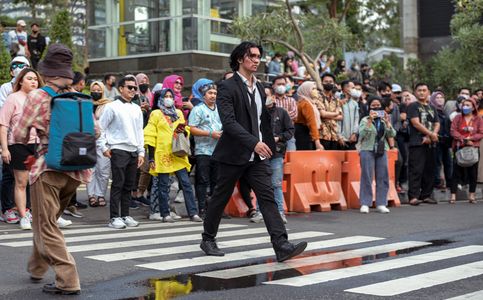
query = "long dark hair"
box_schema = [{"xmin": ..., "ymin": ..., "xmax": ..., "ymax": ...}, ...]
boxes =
[
  {"xmin": 229, "ymin": 41, "xmax": 263, "ymax": 72},
  {"xmin": 13, "ymin": 68, "xmax": 44, "ymax": 92}
]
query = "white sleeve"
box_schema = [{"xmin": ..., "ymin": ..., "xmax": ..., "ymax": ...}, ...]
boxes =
[
  {"xmin": 137, "ymin": 108, "xmax": 145, "ymax": 157},
  {"xmin": 96, "ymin": 104, "xmax": 113, "ymax": 153}
]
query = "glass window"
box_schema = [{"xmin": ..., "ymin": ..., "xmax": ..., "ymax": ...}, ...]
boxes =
[
  {"xmin": 211, "ymin": 41, "xmax": 236, "ymax": 54},
  {"xmin": 158, "ymin": 0, "xmax": 170, "ymax": 17},
  {"xmin": 89, "ymin": 0, "xmax": 107, "ymax": 26},
  {"xmin": 122, "ymin": 20, "xmax": 170, "ymax": 55},
  {"xmin": 88, "ymin": 28, "xmax": 107, "ymax": 58},
  {"xmin": 183, "ymin": 0, "xmax": 198, "ymax": 14},
  {"xmin": 252, "ymin": 0, "xmax": 271, "ymax": 13},
  {"xmin": 211, "ymin": 0, "xmax": 238, "ymax": 19},
  {"xmin": 183, "ymin": 17, "xmax": 197, "ymax": 50},
  {"xmin": 211, "ymin": 19, "xmax": 232, "ymax": 35},
  {"xmin": 122, "ymin": 0, "xmax": 157, "ymax": 22}
]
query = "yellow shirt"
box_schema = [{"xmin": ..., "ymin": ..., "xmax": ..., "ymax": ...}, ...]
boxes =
[{"xmin": 144, "ymin": 109, "xmax": 191, "ymax": 175}]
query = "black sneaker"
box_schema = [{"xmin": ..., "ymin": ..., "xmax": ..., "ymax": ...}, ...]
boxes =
[
  {"xmin": 42, "ymin": 283, "xmax": 80, "ymax": 295},
  {"xmin": 74, "ymin": 201, "xmax": 88, "ymax": 209},
  {"xmin": 135, "ymin": 196, "xmax": 151, "ymax": 206},
  {"xmin": 129, "ymin": 200, "xmax": 139, "ymax": 209},
  {"xmin": 200, "ymin": 240, "xmax": 225, "ymax": 256}
]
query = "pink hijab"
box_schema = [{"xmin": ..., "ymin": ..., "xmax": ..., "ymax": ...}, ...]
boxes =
[
  {"xmin": 162, "ymin": 75, "xmax": 184, "ymax": 109},
  {"xmin": 135, "ymin": 73, "xmax": 153, "ymax": 107}
]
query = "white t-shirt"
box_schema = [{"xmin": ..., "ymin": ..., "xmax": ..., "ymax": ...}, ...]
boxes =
[{"xmin": 8, "ymin": 30, "xmax": 28, "ymax": 56}]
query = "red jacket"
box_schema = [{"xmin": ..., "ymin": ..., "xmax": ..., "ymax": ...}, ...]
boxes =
[{"xmin": 450, "ymin": 114, "xmax": 483, "ymax": 149}]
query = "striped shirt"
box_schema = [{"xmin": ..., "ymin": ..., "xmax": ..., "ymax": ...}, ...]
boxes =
[
  {"xmin": 13, "ymin": 88, "xmax": 93, "ymax": 184},
  {"xmin": 275, "ymin": 95, "xmax": 298, "ymax": 121}
]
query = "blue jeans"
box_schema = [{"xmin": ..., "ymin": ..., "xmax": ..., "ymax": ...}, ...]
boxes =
[
  {"xmin": 286, "ymin": 137, "xmax": 296, "ymax": 151},
  {"xmin": 256, "ymin": 157, "xmax": 284, "ymax": 213},
  {"xmin": 157, "ymin": 168, "xmax": 198, "ymax": 217},
  {"xmin": 359, "ymin": 151, "xmax": 389, "ymax": 207}
]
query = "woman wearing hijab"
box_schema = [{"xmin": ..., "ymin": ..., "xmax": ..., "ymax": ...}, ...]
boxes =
[
  {"xmin": 294, "ymin": 81, "xmax": 324, "ymax": 150},
  {"xmin": 191, "ymin": 78, "xmax": 214, "ymax": 107},
  {"xmin": 449, "ymin": 98, "xmax": 483, "ymax": 204},
  {"xmin": 358, "ymin": 96, "xmax": 396, "ymax": 214},
  {"xmin": 162, "ymin": 74, "xmax": 193, "ymax": 119},
  {"xmin": 430, "ymin": 91, "xmax": 452, "ymax": 191},
  {"xmin": 87, "ymin": 81, "xmax": 112, "ymax": 207},
  {"xmin": 135, "ymin": 73, "xmax": 154, "ymax": 108},
  {"xmin": 144, "ymin": 88, "xmax": 201, "ymax": 222}
]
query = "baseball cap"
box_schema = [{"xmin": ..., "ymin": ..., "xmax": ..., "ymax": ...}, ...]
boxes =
[
  {"xmin": 391, "ymin": 84, "xmax": 402, "ymax": 93},
  {"xmin": 11, "ymin": 56, "xmax": 30, "ymax": 67},
  {"xmin": 17, "ymin": 20, "xmax": 26, "ymax": 27}
]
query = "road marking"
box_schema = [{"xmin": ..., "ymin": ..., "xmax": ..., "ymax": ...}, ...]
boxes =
[
  {"xmin": 446, "ymin": 290, "xmax": 483, "ymax": 300},
  {"xmin": 0, "ymin": 221, "xmax": 208, "ymax": 240},
  {"xmin": 197, "ymin": 241, "xmax": 430, "ymax": 279},
  {"xmin": 137, "ymin": 235, "xmax": 384, "ymax": 271},
  {"xmin": 346, "ymin": 260, "xmax": 483, "ymax": 296},
  {"xmin": 87, "ymin": 231, "xmax": 331, "ymax": 262},
  {"xmin": 0, "ymin": 224, "xmax": 244, "ymax": 246},
  {"xmin": 67, "ymin": 227, "xmax": 272, "ymax": 253},
  {"xmin": 265, "ymin": 245, "xmax": 483, "ymax": 287}
]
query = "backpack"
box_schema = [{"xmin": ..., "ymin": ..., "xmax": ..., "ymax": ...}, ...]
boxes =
[{"xmin": 42, "ymin": 86, "xmax": 97, "ymax": 171}]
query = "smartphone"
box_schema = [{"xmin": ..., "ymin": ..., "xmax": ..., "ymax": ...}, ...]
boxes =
[{"xmin": 376, "ymin": 110, "xmax": 385, "ymax": 118}]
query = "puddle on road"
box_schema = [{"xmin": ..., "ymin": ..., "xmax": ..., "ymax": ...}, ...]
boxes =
[{"xmin": 127, "ymin": 239, "xmax": 454, "ymax": 300}]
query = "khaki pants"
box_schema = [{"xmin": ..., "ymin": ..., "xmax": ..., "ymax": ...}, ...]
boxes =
[{"xmin": 27, "ymin": 171, "xmax": 81, "ymax": 291}]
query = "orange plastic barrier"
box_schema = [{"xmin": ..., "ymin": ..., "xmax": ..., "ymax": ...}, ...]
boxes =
[
  {"xmin": 341, "ymin": 149, "xmax": 400, "ymax": 209},
  {"xmin": 224, "ymin": 182, "xmax": 288, "ymax": 217},
  {"xmin": 283, "ymin": 151, "xmax": 347, "ymax": 212}
]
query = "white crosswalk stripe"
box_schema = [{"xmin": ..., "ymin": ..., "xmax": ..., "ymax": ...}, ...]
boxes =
[
  {"xmin": 136, "ymin": 236, "xmax": 384, "ymax": 271},
  {"xmin": 446, "ymin": 290, "xmax": 483, "ymax": 300},
  {"xmin": 346, "ymin": 260, "xmax": 483, "ymax": 296}
]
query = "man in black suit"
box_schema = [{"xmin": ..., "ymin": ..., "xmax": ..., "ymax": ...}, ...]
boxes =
[{"xmin": 200, "ymin": 41, "xmax": 307, "ymax": 262}]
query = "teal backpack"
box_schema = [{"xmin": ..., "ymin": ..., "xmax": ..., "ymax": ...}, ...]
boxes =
[{"xmin": 42, "ymin": 86, "xmax": 97, "ymax": 171}]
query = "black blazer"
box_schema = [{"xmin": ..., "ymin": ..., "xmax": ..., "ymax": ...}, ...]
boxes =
[{"xmin": 212, "ymin": 73, "xmax": 276, "ymax": 165}]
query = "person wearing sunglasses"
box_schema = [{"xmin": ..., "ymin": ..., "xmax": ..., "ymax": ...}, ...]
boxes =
[
  {"xmin": 97, "ymin": 76, "xmax": 145, "ymax": 229},
  {"xmin": 0, "ymin": 56, "xmax": 30, "ymax": 108}
]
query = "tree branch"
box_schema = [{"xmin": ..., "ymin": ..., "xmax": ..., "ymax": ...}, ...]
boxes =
[
  {"xmin": 264, "ymin": 38, "xmax": 303, "ymax": 59},
  {"xmin": 339, "ymin": 0, "xmax": 353, "ymax": 23},
  {"xmin": 285, "ymin": 0, "xmax": 305, "ymax": 51},
  {"xmin": 313, "ymin": 47, "xmax": 329, "ymax": 70}
]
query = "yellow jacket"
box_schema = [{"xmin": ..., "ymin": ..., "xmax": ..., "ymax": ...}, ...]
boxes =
[{"xmin": 144, "ymin": 109, "xmax": 191, "ymax": 175}]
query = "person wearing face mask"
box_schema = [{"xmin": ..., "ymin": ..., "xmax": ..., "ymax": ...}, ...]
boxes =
[
  {"xmin": 272, "ymin": 75, "xmax": 297, "ymax": 150},
  {"xmin": 85, "ymin": 81, "xmax": 112, "ymax": 208},
  {"xmin": 449, "ymin": 98, "xmax": 483, "ymax": 204},
  {"xmin": 338, "ymin": 80, "xmax": 360, "ymax": 150},
  {"xmin": 103, "ymin": 74, "xmax": 120, "ymax": 100},
  {"xmin": 0, "ymin": 56, "xmax": 31, "ymax": 107},
  {"xmin": 444, "ymin": 88, "xmax": 472, "ymax": 120},
  {"xmin": 430, "ymin": 91, "xmax": 452, "ymax": 191},
  {"xmin": 318, "ymin": 73, "xmax": 343, "ymax": 150},
  {"xmin": 358, "ymin": 97, "xmax": 396, "ymax": 214},
  {"xmin": 294, "ymin": 81, "xmax": 324, "ymax": 150},
  {"xmin": 27, "ymin": 23, "xmax": 46, "ymax": 70},
  {"xmin": 188, "ymin": 82, "xmax": 222, "ymax": 219},
  {"xmin": 144, "ymin": 88, "xmax": 202, "ymax": 223}
]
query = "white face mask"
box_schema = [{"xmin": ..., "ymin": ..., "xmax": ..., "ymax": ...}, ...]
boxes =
[
  {"xmin": 12, "ymin": 67, "xmax": 25, "ymax": 78},
  {"xmin": 275, "ymin": 85, "xmax": 286, "ymax": 95},
  {"xmin": 163, "ymin": 97, "xmax": 174, "ymax": 107},
  {"xmin": 350, "ymin": 89, "xmax": 362, "ymax": 99}
]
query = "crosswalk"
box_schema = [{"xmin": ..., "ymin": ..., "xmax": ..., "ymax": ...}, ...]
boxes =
[{"xmin": 0, "ymin": 220, "xmax": 482, "ymax": 298}]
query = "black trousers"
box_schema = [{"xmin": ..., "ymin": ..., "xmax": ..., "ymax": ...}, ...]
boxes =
[
  {"xmin": 202, "ymin": 160, "xmax": 287, "ymax": 244},
  {"xmin": 1, "ymin": 163, "xmax": 15, "ymax": 213},
  {"xmin": 109, "ymin": 149, "xmax": 138, "ymax": 219},
  {"xmin": 408, "ymin": 145, "xmax": 436, "ymax": 200},
  {"xmin": 195, "ymin": 155, "xmax": 218, "ymax": 212},
  {"xmin": 239, "ymin": 177, "xmax": 254, "ymax": 209},
  {"xmin": 321, "ymin": 139, "xmax": 339, "ymax": 150},
  {"xmin": 450, "ymin": 160, "xmax": 478, "ymax": 194}
]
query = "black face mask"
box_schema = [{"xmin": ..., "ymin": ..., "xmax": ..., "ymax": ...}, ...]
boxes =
[
  {"xmin": 139, "ymin": 83, "xmax": 149, "ymax": 93},
  {"xmin": 91, "ymin": 92, "xmax": 102, "ymax": 101},
  {"xmin": 323, "ymin": 83, "xmax": 334, "ymax": 91},
  {"xmin": 396, "ymin": 96, "xmax": 402, "ymax": 102}
]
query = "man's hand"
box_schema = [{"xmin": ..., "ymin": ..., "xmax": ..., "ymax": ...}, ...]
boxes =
[
  {"xmin": 137, "ymin": 156, "xmax": 144, "ymax": 168},
  {"xmin": 103, "ymin": 150, "xmax": 112, "ymax": 158},
  {"xmin": 315, "ymin": 140, "xmax": 324, "ymax": 151},
  {"xmin": 140, "ymin": 101, "xmax": 150, "ymax": 111},
  {"xmin": 254, "ymin": 142, "xmax": 272, "ymax": 159},
  {"xmin": 211, "ymin": 131, "xmax": 222, "ymax": 139},
  {"xmin": 429, "ymin": 132, "xmax": 439, "ymax": 142},
  {"xmin": 182, "ymin": 101, "xmax": 193, "ymax": 110}
]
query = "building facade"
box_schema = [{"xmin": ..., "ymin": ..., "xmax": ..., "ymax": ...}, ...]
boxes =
[{"xmin": 87, "ymin": 0, "xmax": 273, "ymax": 85}]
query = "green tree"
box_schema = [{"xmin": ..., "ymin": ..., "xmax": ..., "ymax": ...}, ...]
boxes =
[
  {"xmin": 50, "ymin": 9, "xmax": 74, "ymax": 49},
  {"xmin": 0, "ymin": 37, "xmax": 11, "ymax": 84},
  {"xmin": 232, "ymin": 0, "xmax": 354, "ymax": 89}
]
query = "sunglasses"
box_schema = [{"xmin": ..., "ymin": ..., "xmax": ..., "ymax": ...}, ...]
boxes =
[
  {"xmin": 174, "ymin": 81, "xmax": 183, "ymax": 85},
  {"xmin": 123, "ymin": 85, "xmax": 138, "ymax": 91},
  {"xmin": 11, "ymin": 63, "xmax": 27, "ymax": 70}
]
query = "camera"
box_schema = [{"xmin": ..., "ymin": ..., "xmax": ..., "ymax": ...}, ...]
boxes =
[{"xmin": 375, "ymin": 110, "xmax": 385, "ymax": 118}]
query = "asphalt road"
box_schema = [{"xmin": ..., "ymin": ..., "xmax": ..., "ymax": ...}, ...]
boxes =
[{"xmin": 1, "ymin": 190, "xmax": 483, "ymax": 300}]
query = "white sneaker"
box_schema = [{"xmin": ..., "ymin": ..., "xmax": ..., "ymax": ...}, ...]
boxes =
[
  {"xmin": 279, "ymin": 212, "xmax": 287, "ymax": 224},
  {"xmin": 19, "ymin": 217, "xmax": 31, "ymax": 230},
  {"xmin": 360, "ymin": 205, "xmax": 369, "ymax": 214},
  {"xmin": 108, "ymin": 217, "xmax": 126, "ymax": 229},
  {"xmin": 122, "ymin": 216, "xmax": 139, "ymax": 227},
  {"xmin": 376, "ymin": 205, "xmax": 390, "ymax": 214},
  {"xmin": 162, "ymin": 215, "xmax": 176, "ymax": 223},
  {"xmin": 190, "ymin": 214, "xmax": 203, "ymax": 222},
  {"xmin": 170, "ymin": 211, "xmax": 182, "ymax": 220},
  {"xmin": 57, "ymin": 217, "xmax": 72, "ymax": 228},
  {"xmin": 149, "ymin": 213, "xmax": 162, "ymax": 221},
  {"xmin": 250, "ymin": 212, "xmax": 264, "ymax": 223}
]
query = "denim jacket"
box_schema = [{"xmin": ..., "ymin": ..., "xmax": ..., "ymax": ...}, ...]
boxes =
[{"xmin": 357, "ymin": 116, "xmax": 396, "ymax": 151}]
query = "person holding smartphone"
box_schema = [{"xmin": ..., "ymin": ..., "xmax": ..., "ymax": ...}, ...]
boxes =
[{"xmin": 358, "ymin": 96, "xmax": 396, "ymax": 214}]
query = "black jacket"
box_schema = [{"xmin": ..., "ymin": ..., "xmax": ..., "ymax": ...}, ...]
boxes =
[
  {"xmin": 268, "ymin": 106, "xmax": 294, "ymax": 158},
  {"xmin": 212, "ymin": 73, "xmax": 276, "ymax": 165}
]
